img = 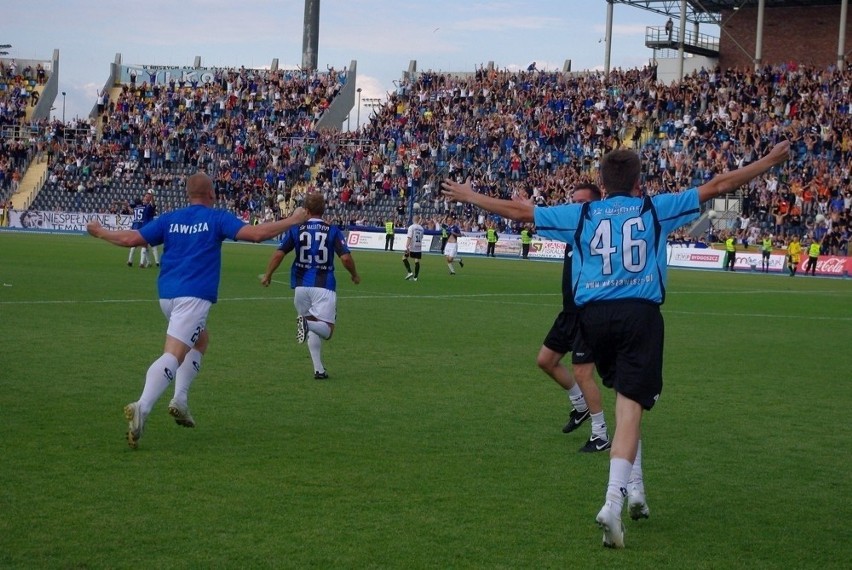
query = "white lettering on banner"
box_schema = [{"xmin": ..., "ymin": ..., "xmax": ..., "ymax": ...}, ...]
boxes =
[
  {"xmin": 120, "ymin": 65, "xmax": 217, "ymax": 86},
  {"xmin": 346, "ymin": 231, "xmax": 388, "ymax": 249},
  {"xmin": 797, "ymin": 256, "xmax": 851, "ymax": 276},
  {"xmin": 8, "ymin": 210, "xmax": 132, "ymax": 231},
  {"xmin": 669, "ymin": 247, "xmax": 724, "ymax": 268}
]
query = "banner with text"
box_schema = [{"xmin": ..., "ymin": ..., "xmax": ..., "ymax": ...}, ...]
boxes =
[
  {"xmin": 666, "ymin": 246, "xmax": 851, "ymax": 276},
  {"xmin": 8, "ymin": 210, "xmax": 133, "ymax": 232}
]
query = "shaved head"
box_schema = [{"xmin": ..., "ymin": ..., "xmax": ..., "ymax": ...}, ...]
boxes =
[{"xmin": 187, "ymin": 172, "xmax": 214, "ymax": 203}]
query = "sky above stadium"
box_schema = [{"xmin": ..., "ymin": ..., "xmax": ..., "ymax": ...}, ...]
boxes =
[{"xmin": 5, "ymin": 0, "xmax": 703, "ymax": 127}]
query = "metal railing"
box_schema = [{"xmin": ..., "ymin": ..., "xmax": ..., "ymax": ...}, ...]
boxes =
[{"xmin": 645, "ymin": 26, "xmax": 719, "ymax": 54}]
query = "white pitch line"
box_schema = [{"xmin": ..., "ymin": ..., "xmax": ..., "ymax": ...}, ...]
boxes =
[
  {"xmin": 668, "ymin": 289, "xmax": 851, "ymax": 296},
  {"xmin": 665, "ymin": 310, "xmax": 852, "ymax": 321},
  {"xmin": 0, "ymin": 292, "xmax": 561, "ymax": 306},
  {"xmin": 2, "ymin": 289, "xmax": 851, "ymax": 321}
]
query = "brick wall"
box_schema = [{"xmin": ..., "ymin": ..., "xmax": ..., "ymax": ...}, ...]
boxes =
[{"xmin": 719, "ymin": 5, "xmax": 850, "ymax": 68}]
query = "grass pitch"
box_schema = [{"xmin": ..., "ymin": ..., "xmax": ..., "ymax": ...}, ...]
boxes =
[{"xmin": 1, "ymin": 232, "xmax": 850, "ymax": 568}]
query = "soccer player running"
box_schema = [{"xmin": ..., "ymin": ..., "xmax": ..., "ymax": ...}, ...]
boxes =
[
  {"xmin": 442, "ymin": 140, "xmax": 790, "ymax": 549},
  {"xmin": 537, "ymin": 183, "xmax": 610, "ymax": 453},
  {"xmin": 87, "ymin": 172, "xmax": 307, "ymax": 449},
  {"xmin": 261, "ymin": 193, "xmax": 360, "ymax": 380},
  {"xmin": 403, "ymin": 214, "xmax": 425, "ymax": 281}
]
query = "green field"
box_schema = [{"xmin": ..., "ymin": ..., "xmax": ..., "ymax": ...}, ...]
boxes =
[{"xmin": 1, "ymin": 232, "xmax": 850, "ymax": 569}]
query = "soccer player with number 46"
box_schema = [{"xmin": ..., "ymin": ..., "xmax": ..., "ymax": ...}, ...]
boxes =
[
  {"xmin": 261, "ymin": 193, "xmax": 360, "ymax": 380},
  {"xmin": 441, "ymin": 140, "xmax": 790, "ymax": 549}
]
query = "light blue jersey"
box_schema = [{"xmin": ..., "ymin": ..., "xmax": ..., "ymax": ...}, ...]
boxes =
[
  {"xmin": 534, "ymin": 188, "xmax": 700, "ymax": 306},
  {"xmin": 139, "ymin": 205, "xmax": 246, "ymax": 303}
]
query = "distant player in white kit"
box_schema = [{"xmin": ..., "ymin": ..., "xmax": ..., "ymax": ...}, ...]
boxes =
[{"xmin": 403, "ymin": 214, "xmax": 425, "ymax": 281}]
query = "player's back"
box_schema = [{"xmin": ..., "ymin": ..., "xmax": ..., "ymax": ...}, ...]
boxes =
[
  {"xmin": 131, "ymin": 203, "xmax": 146, "ymax": 229},
  {"xmin": 140, "ymin": 204, "xmax": 246, "ymax": 303},
  {"xmin": 408, "ymin": 223, "xmax": 425, "ymax": 252},
  {"xmin": 574, "ymin": 191, "xmax": 699, "ymax": 305},
  {"xmin": 287, "ymin": 219, "xmax": 349, "ymax": 290}
]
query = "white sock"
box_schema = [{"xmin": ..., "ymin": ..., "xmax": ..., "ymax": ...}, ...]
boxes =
[
  {"xmin": 307, "ymin": 320, "xmax": 331, "ymax": 340},
  {"xmin": 567, "ymin": 384, "xmax": 588, "ymax": 412},
  {"xmin": 447, "ymin": 262, "xmax": 455, "ymax": 273},
  {"xmin": 605, "ymin": 457, "xmax": 633, "ymax": 510},
  {"xmin": 140, "ymin": 248, "xmax": 149, "ymax": 266},
  {"xmin": 128, "ymin": 247, "xmax": 135, "ymax": 263},
  {"xmin": 307, "ymin": 332, "xmax": 324, "ymax": 373},
  {"xmin": 591, "ymin": 411, "xmax": 608, "ymax": 439},
  {"xmin": 629, "ymin": 440, "xmax": 644, "ymax": 490},
  {"xmin": 138, "ymin": 353, "xmax": 179, "ymax": 415},
  {"xmin": 151, "ymin": 246, "xmax": 160, "ymax": 264},
  {"xmin": 173, "ymin": 349, "xmax": 202, "ymax": 407}
]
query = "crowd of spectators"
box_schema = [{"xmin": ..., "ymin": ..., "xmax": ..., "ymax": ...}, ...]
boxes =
[
  {"xmin": 329, "ymin": 60, "xmax": 849, "ymax": 254},
  {"xmin": 3, "ymin": 58, "xmax": 851, "ymax": 256},
  {"xmin": 0, "ymin": 59, "xmax": 50, "ymax": 210},
  {"xmin": 17, "ymin": 65, "xmax": 349, "ymax": 218}
]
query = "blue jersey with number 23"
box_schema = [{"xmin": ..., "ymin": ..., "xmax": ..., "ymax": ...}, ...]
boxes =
[{"xmin": 279, "ymin": 218, "xmax": 350, "ymax": 291}]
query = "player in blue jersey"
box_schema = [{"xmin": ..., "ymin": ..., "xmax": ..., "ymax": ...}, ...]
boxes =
[
  {"xmin": 442, "ymin": 140, "xmax": 790, "ymax": 549},
  {"xmin": 87, "ymin": 172, "xmax": 307, "ymax": 449},
  {"xmin": 261, "ymin": 193, "xmax": 361, "ymax": 380},
  {"xmin": 127, "ymin": 191, "xmax": 159, "ymax": 268}
]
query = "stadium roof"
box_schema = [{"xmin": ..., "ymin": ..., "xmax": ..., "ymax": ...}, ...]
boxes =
[{"xmin": 612, "ymin": 0, "xmax": 846, "ymax": 25}]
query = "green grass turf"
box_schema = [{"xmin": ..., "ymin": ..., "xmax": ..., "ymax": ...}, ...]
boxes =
[{"xmin": 1, "ymin": 232, "xmax": 850, "ymax": 568}]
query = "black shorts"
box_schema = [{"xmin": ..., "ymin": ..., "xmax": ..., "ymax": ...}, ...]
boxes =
[
  {"xmin": 580, "ymin": 301, "xmax": 664, "ymax": 410},
  {"xmin": 404, "ymin": 251, "xmax": 422, "ymax": 259},
  {"xmin": 542, "ymin": 310, "xmax": 594, "ymax": 365}
]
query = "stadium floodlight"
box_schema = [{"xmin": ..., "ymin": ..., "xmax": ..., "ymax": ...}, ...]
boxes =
[{"xmin": 362, "ymin": 97, "xmax": 383, "ymax": 116}]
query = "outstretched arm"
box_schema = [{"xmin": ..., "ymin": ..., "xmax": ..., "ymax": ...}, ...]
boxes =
[
  {"xmin": 698, "ymin": 141, "xmax": 790, "ymax": 203},
  {"xmin": 87, "ymin": 221, "xmax": 147, "ymax": 248},
  {"xmin": 237, "ymin": 207, "xmax": 308, "ymax": 243},
  {"xmin": 440, "ymin": 179, "xmax": 534, "ymax": 223}
]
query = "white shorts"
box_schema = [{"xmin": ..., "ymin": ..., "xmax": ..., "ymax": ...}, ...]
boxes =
[
  {"xmin": 444, "ymin": 242, "xmax": 458, "ymax": 259},
  {"xmin": 294, "ymin": 287, "xmax": 337, "ymax": 324},
  {"xmin": 160, "ymin": 297, "xmax": 211, "ymax": 347}
]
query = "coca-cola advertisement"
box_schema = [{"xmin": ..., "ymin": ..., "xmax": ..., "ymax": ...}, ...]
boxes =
[{"xmin": 797, "ymin": 256, "xmax": 852, "ymax": 277}]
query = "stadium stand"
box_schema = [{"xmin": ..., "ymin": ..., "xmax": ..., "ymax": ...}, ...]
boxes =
[{"xmin": 4, "ymin": 58, "xmax": 850, "ymax": 256}]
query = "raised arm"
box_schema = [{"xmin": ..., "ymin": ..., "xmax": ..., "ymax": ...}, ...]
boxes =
[
  {"xmin": 697, "ymin": 141, "xmax": 790, "ymax": 203},
  {"xmin": 236, "ymin": 207, "xmax": 308, "ymax": 243},
  {"xmin": 440, "ymin": 179, "xmax": 534, "ymax": 223}
]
